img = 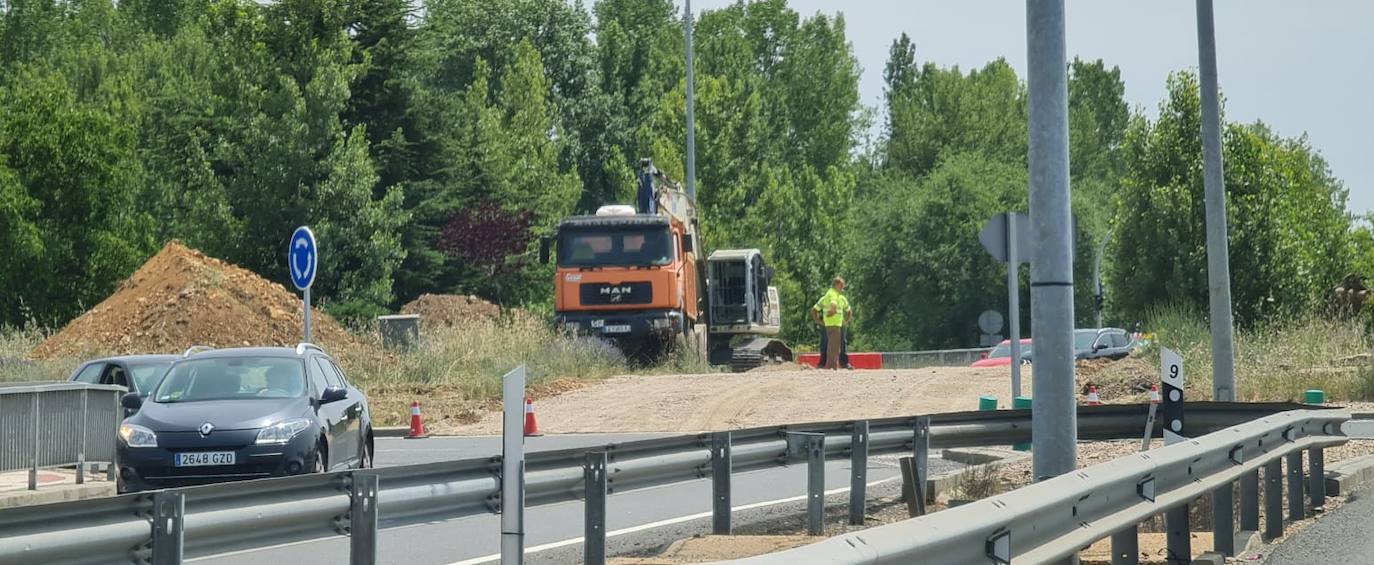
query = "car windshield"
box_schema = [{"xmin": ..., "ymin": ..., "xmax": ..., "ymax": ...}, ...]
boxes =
[
  {"xmin": 127, "ymin": 361, "xmax": 174, "ymax": 393},
  {"xmin": 153, "ymin": 357, "xmax": 306, "ymax": 403},
  {"xmin": 558, "ymin": 227, "xmax": 673, "ymax": 267},
  {"xmin": 1074, "ymin": 330, "xmax": 1099, "ymax": 350}
]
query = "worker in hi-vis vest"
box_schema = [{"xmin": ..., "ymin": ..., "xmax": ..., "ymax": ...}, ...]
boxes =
[{"xmin": 811, "ymin": 277, "xmax": 853, "ymax": 370}]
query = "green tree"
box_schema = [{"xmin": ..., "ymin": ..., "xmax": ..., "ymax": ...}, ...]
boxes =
[
  {"xmin": 0, "ymin": 69, "xmax": 155, "ymax": 325},
  {"xmin": 1111, "ymin": 71, "xmax": 1352, "ymax": 325},
  {"xmin": 846, "ymin": 155, "xmax": 1027, "ymax": 350}
]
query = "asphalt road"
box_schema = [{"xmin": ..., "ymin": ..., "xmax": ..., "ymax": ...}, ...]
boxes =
[
  {"xmin": 1259, "ymin": 489, "xmax": 1374, "ymax": 564},
  {"xmin": 191, "ymin": 434, "xmax": 957, "ymax": 565}
]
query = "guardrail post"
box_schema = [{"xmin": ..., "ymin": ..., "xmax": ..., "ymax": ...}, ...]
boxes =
[
  {"xmin": 1264, "ymin": 459, "xmax": 1283, "ymax": 540},
  {"xmin": 914, "ymin": 416, "xmax": 930, "ymax": 512},
  {"xmin": 711, "ymin": 432, "xmax": 732, "ymax": 535},
  {"xmin": 77, "ymin": 388, "xmax": 88, "ymax": 485},
  {"xmin": 1308, "ymin": 447, "xmax": 1325, "ymax": 512},
  {"xmin": 350, "ymin": 473, "xmax": 379, "ymax": 565},
  {"xmin": 1241, "ymin": 469, "xmax": 1260, "ymax": 532},
  {"xmin": 585, "ymin": 451, "xmax": 608, "ymax": 565},
  {"xmin": 1166, "ymin": 504, "xmax": 1190, "ymax": 565},
  {"xmin": 29, "ymin": 392, "xmax": 39, "ymax": 490},
  {"xmin": 806, "ymin": 433, "xmax": 825, "ymax": 535},
  {"xmin": 1111, "ymin": 526, "xmax": 1139, "ymax": 565},
  {"xmin": 1212, "ymin": 483, "xmax": 1234, "ymax": 556},
  {"xmin": 1286, "ymin": 451, "xmax": 1303, "ymax": 521},
  {"xmin": 849, "ymin": 421, "xmax": 868, "ymax": 526},
  {"xmin": 151, "ymin": 491, "xmax": 185, "ymax": 565}
]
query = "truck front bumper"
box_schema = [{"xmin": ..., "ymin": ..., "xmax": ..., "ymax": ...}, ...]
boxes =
[{"xmin": 556, "ymin": 310, "xmax": 683, "ymax": 339}]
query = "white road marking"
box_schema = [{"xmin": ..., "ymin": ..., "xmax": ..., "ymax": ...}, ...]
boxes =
[{"xmin": 444, "ymin": 476, "xmax": 902, "ymax": 565}]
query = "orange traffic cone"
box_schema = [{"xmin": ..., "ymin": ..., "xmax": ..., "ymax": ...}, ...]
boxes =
[
  {"xmin": 1149, "ymin": 384, "xmax": 1162, "ymax": 405},
  {"xmin": 1086, "ymin": 385, "xmax": 1102, "ymax": 406},
  {"xmin": 406, "ymin": 401, "xmax": 429, "ymax": 439},
  {"xmin": 524, "ymin": 398, "xmax": 542, "ymax": 437}
]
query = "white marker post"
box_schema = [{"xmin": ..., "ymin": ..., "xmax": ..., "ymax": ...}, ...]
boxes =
[
  {"xmin": 501, "ymin": 365, "xmax": 527, "ymax": 565},
  {"xmin": 1160, "ymin": 347, "xmax": 1185, "ymax": 445},
  {"xmin": 288, "ymin": 226, "xmax": 318, "ymax": 342}
]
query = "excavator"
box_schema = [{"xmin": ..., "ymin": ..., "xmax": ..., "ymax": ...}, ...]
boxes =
[{"xmin": 541, "ymin": 160, "xmax": 793, "ymax": 371}]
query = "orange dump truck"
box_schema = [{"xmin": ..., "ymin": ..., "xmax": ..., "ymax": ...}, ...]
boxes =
[{"xmin": 541, "ymin": 160, "xmax": 790, "ymax": 370}]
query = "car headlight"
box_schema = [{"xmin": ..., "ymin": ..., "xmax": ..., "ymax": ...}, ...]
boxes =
[
  {"xmin": 255, "ymin": 418, "xmax": 311, "ymax": 445},
  {"xmin": 119, "ymin": 423, "xmax": 158, "ymax": 448}
]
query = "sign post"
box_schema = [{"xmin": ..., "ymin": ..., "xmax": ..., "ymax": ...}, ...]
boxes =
[
  {"xmin": 980, "ymin": 212, "xmax": 1025, "ymax": 398},
  {"xmin": 289, "ymin": 226, "xmax": 318, "ymax": 343},
  {"xmin": 501, "ymin": 365, "xmax": 528, "ymax": 565}
]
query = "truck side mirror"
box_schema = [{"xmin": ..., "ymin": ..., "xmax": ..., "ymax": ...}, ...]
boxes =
[
  {"xmin": 539, "ymin": 237, "xmax": 552, "ymax": 264},
  {"xmin": 682, "ymin": 236, "xmax": 694, "ymax": 254}
]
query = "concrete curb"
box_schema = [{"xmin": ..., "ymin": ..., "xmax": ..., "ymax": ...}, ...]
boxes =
[
  {"xmin": 0, "ymin": 482, "xmax": 115, "ymax": 509},
  {"xmin": 926, "ymin": 448, "xmax": 1030, "ymax": 502},
  {"xmin": 941, "ymin": 447, "xmax": 1031, "ymax": 466},
  {"xmin": 375, "ymin": 426, "xmax": 410, "ymax": 438},
  {"xmin": 1324, "ymin": 453, "xmax": 1374, "ymax": 496}
]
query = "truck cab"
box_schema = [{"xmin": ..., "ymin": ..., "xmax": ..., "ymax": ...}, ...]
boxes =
[{"xmin": 541, "ymin": 166, "xmax": 706, "ymax": 360}]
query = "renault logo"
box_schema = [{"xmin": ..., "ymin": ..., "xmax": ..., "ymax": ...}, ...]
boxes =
[{"xmin": 199, "ymin": 422, "xmax": 215, "ymax": 436}]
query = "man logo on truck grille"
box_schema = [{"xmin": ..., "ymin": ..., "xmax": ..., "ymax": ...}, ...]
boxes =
[{"xmin": 600, "ymin": 286, "xmax": 633, "ymax": 295}]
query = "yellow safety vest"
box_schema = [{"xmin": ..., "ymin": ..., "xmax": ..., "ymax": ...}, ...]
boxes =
[{"xmin": 813, "ymin": 289, "xmax": 850, "ymax": 327}]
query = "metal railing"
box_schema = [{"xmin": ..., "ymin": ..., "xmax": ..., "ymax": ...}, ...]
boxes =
[
  {"xmin": 732, "ymin": 408, "xmax": 1349, "ymax": 565},
  {"xmin": 0, "ymin": 382, "xmax": 125, "ymax": 490},
  {"xmin": 881, "ymin": 348, "xmax": 991, "ymax": 368},
  {"xmin": 0, "ymin": 402, "xmax": 1338, "ymax": 565}
]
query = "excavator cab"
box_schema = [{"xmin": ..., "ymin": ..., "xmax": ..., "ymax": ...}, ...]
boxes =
[{"xmin": 706, "ymin": 250, "xmax": 791, "ymax": 370}]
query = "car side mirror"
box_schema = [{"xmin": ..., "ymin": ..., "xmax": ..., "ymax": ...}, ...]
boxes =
[
  {"xmin": 980, "ymin": 352, "xmax": 989, "ymax": 360},
  {"xmin": 121, "ymin": 392, "xmax": 144, "ymax": 411},
  {"xmin": 321, "ymin": 387, "xmax": 348, "ymax": 404}
]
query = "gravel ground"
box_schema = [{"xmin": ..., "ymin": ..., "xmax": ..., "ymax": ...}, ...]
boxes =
[{"xmin": 439, "ymin": 366, "xmax": 1027, "ymax": 435}]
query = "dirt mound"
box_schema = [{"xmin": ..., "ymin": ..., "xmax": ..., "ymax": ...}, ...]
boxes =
[
  {"xmin": 400, "ymin": 294, "xmax": 500, "ymax": 327},
  {"xmin": 32, "ymin": 241, "xmax": 367, "ymax": 359}
]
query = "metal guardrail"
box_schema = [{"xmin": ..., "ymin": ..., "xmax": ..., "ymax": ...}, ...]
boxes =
[
  {"xmin": 881, "ymin": 348, "xmax": 991, "ymax": 368},
  {"xmin": 0, "ymin": 382, "xmax": 125, "ymax": 489},
  {"xmin": 0, "ymin": 402, "xmax": 1335, "ymax": 564},
  {"xmin": 732, "ymin": 408, "xmax": 1349, "ymax": 565}
]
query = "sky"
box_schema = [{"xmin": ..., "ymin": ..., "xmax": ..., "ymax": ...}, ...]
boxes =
[{"xmin": 680, "ymin": 0, "xmax": 1373, "ymax": 217}]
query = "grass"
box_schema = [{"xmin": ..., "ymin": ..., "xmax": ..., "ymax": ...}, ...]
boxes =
[
  {"xmin": 1107, "ymin": 303, "xmax": 1373, "ymax": 403},
  {"xmin": 0, "ymin": 325, "xmax": 82, "ymax": 383},
  {"xmin": 334, "ymin": 312, "xmax": 719, "ymax": 425}
]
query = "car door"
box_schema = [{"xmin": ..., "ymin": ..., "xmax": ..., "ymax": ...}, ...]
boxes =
[
  {"xmin": 1106, "ymin": 330, "xmax": 1131, "ymax": 359},
  {"xmin": 306, "ymin": 357, "xmax": 346, "ymax": 470},
  {"xmin": 315, "ymin": 357, "xmax": 358, "ymax": 468},
  {"xmin": 326, "ymin": 359, "xmax": 367, "ymax": 461}
]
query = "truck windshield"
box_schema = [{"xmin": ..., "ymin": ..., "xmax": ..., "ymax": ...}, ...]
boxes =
[{"xmin": 558, "ymin": 228, "xmax": 674, "ymax": 267}]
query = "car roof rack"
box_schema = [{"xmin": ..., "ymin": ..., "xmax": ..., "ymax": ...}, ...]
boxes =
[
  {"xmin": 182, "ymin": 345, "xmax": 215, "ymax": 358},
  {"xmin": 295, "ymin": 343, "xmax": 326, "ymax": 356}
]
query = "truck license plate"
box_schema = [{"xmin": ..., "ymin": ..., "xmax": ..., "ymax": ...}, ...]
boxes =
[
  {"xmin": 602, "ymin": 325, "xmax": 631, "ymax": 334},
  {"xmin": 175, "ymin": 451, "xmax": 235, "ymax": 467}
]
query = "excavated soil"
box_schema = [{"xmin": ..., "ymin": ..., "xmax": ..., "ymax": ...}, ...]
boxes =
[
  {"xmin": 32, "ymin": 241, "xmax": 369, "ymax": 359},
  {"xmin": 400, "ymin": 294, "xmax": 500, "ymax": 327},
  {"xmin": 438, "ymin": 366, "xmax": 1030, "ymax": 435}
]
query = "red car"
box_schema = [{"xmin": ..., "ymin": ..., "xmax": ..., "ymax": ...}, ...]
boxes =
[{"xmin": 971, "ymin": 339, "xmax": 1032, "ymax": 367}]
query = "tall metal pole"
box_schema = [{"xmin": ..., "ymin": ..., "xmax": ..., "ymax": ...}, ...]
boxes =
[
  {"xmin": 1195, "ymin": 0, "xmax": 1237, "ymax": 402},
  {"xmin": 684, "ymin": 0, "xmax": 697, "ymax": 201},
  {"xmin": 1093, "ymin": 232, "xmax": 1111, "ymax": 329},
  {"xmin": 1026, "ymin": 0, "xmax": 1076, "ymax": 482},
  {"xmin": 1007, "ymin": 213, "xmax": 1022, "ymax": 398}
]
